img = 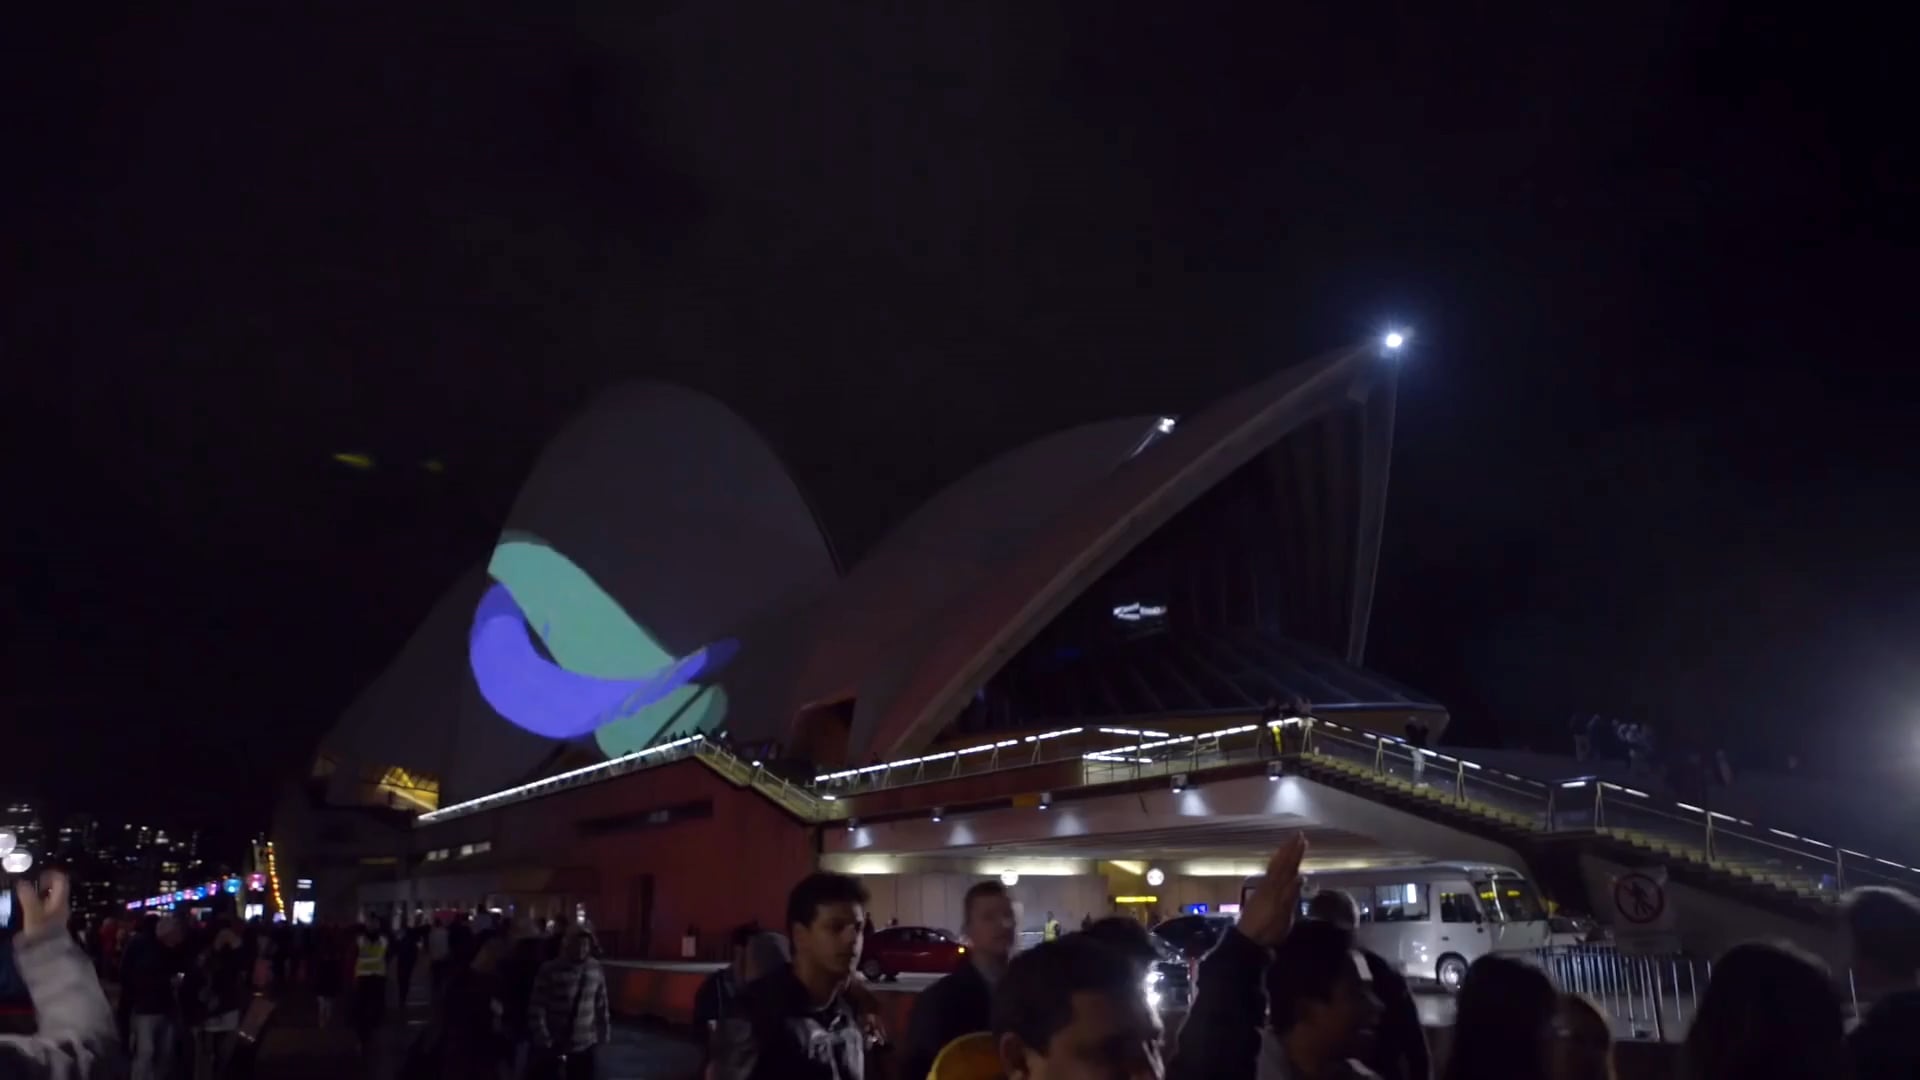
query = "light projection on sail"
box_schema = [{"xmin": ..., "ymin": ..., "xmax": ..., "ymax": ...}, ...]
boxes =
[{"xmin": 469, "ymin": 538, "xmax": 735, "ymax": 755}]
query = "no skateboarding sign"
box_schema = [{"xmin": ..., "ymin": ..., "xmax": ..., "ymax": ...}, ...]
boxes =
[
  {"xmin": 1610, "ymin": 866, "xmax": 1678, "ymax": 953},
  {"xmin": 1613, "ymin": 872, "xmax": 1665, "ymax": 924}
]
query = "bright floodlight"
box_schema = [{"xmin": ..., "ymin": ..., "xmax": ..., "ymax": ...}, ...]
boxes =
[
  {"xmin": 1383, "ymin": 331, "xmax": 1406, "ymax": 349},
  {"xmin": 1, "ymin": 852, "xmax": 30, "ymax": 874},
  {"xmin": 1000, "ymin": 870, "xmax": 1020, "ymax": 887},
  {"xmin": 0, "ymin": 831, "xmax": 13, "ymax": 856}
]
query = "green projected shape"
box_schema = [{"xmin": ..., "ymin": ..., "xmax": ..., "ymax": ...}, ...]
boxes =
[
  {"xmin": 485, "ymin": 538, "xmax": 729, "ymax": 756},
  {"xmin": 595, "ymin": 684, "xmax": 730, "ymax": 755}
]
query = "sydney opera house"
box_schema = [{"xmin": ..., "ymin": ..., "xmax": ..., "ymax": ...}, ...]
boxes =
[{"xmin": 278, "ymin": 339, "xmax": 1444, "ymax": 954}]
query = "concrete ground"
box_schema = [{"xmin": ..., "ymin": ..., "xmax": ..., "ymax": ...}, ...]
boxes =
[{"xmin": 254, "ymin": 966, "xmax": 705, "ymax": 1079}]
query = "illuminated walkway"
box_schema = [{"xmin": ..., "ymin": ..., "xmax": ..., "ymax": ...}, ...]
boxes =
[{"xmin": 416, "ymin": 716, "xmax": 1918, "ymax": 908}]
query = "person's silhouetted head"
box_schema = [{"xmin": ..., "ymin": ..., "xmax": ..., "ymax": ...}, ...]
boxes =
[
  {"xmin": 962, "ymin": 880, "xmax": 1017, "ymax": 965},
  {"xmin": 992, "ymin": 936, "xmax": 1162, "ymax": 1079},
  {"xmin": 742, "ymin": 932, "xmax": 789, "ymax": 984},
  {"xmin": 1082, "ymin": 917, "xmax": 1159, "ymax": 975},
  {"xmin": 1443, "ymin": 954, "xmax": 1557, "ymax": 1080},
  {"xmin": 1551, "ymin": 993, "xmax": 1614, "ymax": 1080},
  {"xmin": 1685, "ymin": 941, "xmax": 1843, "ymax": 1080},
  {"xmin": 1843, "ymin": 886, "xmax": 1920, "ymax": 995},
  {"xmin": 728, "ymin": 922, "xmax": 756, "ymax": 977},
  {"xmin": 1304, "ymin": 889, "xmax": 1360, "ymax": 930},
  {"xmin": 1265, "ymin": 920, "xmax": 1377, "ymax": 1070}
]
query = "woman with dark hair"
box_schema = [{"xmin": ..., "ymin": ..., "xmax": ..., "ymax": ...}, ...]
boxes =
[
  {"xmin": 1442, "ymin": 955, "xmax": 1557, "ymax": 1080},
  {"xmin": 1684, "ymin": 941, "xmax": 1844, "ymax": 1080}
]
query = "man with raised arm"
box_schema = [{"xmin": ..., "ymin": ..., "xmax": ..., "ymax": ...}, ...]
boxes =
[{"xmin": 1169, "ymin": 834, "xmax": 1308, "ymax": 1080}]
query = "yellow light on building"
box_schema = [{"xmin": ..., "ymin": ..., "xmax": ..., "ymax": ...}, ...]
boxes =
[
  {"xmin": 1114, "ymin": 896, "xmax": 1159, "ymax": 904},
  {"xmin": 265, "ymin": 841, "xmax": 286, "ymax": 916}
]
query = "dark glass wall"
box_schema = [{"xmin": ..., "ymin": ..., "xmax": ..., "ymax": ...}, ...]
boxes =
[{"xmin": 957, "ymin": 407, "xmax": 1433, "ymax": 731}]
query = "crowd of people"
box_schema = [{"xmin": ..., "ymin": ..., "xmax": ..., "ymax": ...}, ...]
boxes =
[
  {"xmin": 690, "ymin": 834, "xmax": 1920, "ymax": 1080},
  {"xmin": 0, "ymin": 866, "xmax": 614, "ymax": 1079},
  {"xmin": 7, "ymin": 836, "xmax": 1920, "ymax": 1079},
  {"xmin": 349, "ymin": 908, "xmax": 614, "ymax": 1079}
]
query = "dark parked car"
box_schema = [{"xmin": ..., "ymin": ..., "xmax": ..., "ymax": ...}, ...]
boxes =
[
  {"xmin": 859, "ymin": 926, "xmax": 967, "ymax": 981},
  {"xmin": 1150, "ymin": 914, "xmax": 1235, "ymax": 960}
]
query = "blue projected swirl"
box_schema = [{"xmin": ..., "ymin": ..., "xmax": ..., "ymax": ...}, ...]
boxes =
[{"xmin": 467, "ymin": 539, "xmax": 737, "ymax": 746}]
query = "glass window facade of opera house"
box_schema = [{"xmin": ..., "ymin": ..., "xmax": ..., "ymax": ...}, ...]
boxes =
[{"xmin": 958, "ymin": 428, "xmax": 1438, "ymax": 736}]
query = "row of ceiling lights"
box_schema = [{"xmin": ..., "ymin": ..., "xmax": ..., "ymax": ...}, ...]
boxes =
[
  {"xmin": 846, "ymin": 757, "xmax": 1288, "ymax": 832},
  {"xmin": 844, "ymin": 760, "xmax": 1293, "ymax": 890}
]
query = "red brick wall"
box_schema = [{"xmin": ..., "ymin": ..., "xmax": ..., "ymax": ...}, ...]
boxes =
[{"xmin": 420, "ymin": 760, "xmax": 815, "ymax": 959}]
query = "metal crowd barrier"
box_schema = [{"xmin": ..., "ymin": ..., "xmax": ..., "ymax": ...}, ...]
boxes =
[{"xmin": 1524, "ymin": 944, "xmax": 1711, "ymax": 1042}]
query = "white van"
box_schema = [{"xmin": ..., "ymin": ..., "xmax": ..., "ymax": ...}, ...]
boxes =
[{"xmin": 1243, "ymin": 862, "xmax": 1550, "ymax": 991}]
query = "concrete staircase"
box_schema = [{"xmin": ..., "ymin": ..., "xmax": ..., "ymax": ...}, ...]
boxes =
[
  {"xmin": 1295, "ymin": 750, "xmax": 1835, "ymax": 921},
  {"xmin": 693, "ymin": 740, "xmax": 833, "ymax": 822}
]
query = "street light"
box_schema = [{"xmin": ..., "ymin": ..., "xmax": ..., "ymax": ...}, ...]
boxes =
[{"xmin": 1383, "ymin": 331, "xmax": 1406, "ymax": 350}]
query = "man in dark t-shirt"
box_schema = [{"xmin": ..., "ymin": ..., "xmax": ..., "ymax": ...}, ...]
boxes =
[
  {"xmin": 713, "ymin": 873, "xmax": 869, "ymax": 1080},
  {"xmin": 902, "ymin": 881, "xmax": 1017, "ymax": 1080}
]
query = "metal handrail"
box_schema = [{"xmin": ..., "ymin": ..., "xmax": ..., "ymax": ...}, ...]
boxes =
[
  {"xmin": 415, "ymin": 716, "xmax": 1920, "ymax": 899},
  {"xmin": 692, "ymin": 740, "xmax": 834, "ymax": 822},
  {"xmin": 811, "ymin": 715, "xmax": 1920, "ymax": 897}
]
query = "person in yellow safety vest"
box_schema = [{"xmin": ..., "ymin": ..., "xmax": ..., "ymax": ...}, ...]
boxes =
[
  {"xmin": 349, "ymin": 916, "xmax": 391, "ymax": 1055},
  {"xmin": 1043, "ymin": 912, "xmax": 1060, "ymax": 942}
]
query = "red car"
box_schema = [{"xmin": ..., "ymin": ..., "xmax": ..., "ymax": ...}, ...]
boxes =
[{"xmin": 859, "ymin": 926, "xmax": 967, "ymax": 981}]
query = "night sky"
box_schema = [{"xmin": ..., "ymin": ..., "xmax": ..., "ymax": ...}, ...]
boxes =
[{"xmin": 5, "ymin": 3, "xmax": 1912, "ymax": 836}]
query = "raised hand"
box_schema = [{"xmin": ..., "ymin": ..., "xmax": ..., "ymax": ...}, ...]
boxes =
[
  {"xmin": 1238, "ymin": 834, "xmax": 1308, "ymax": 947},
  {"xmin": 15, "ymin": 868, "xmax": 70, "ymax": 937}
]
